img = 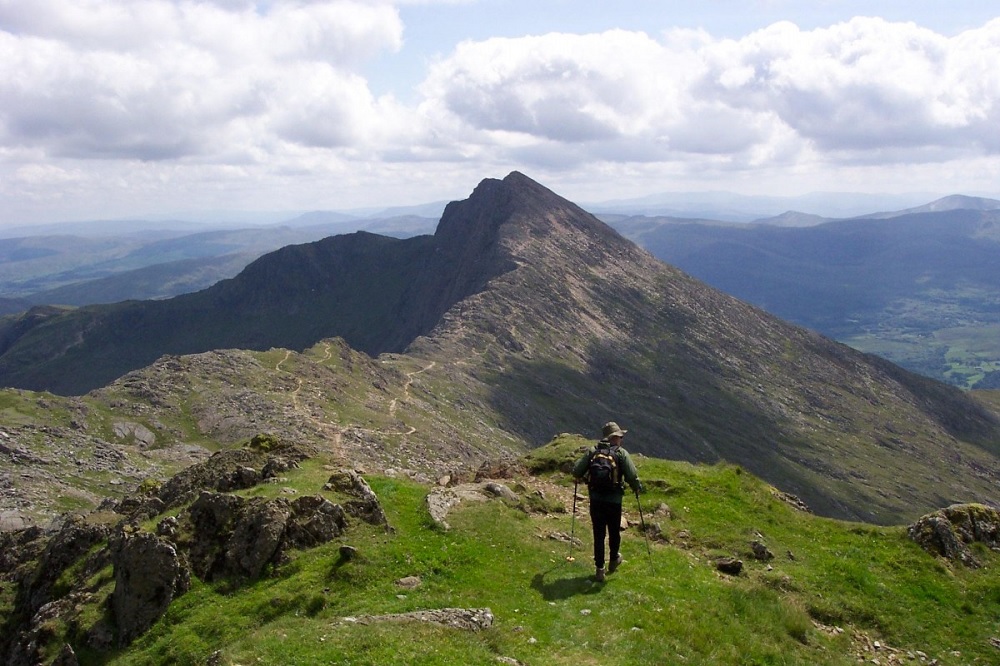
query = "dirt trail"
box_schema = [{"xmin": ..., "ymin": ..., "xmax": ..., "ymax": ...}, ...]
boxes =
[
  {"xmin": 389, "ymin": 360, "xmax": 436, "ymax": 423},
  {"xmin": 275, "ymin": 345, "xmax": 343, "ymax": 458},
  {"xmin": 276, "ymin": 344, "xmax": 438, "ymax": 458}
]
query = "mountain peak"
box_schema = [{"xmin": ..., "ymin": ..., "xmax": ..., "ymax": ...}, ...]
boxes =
[
  {"xmin": 433, "ymin": 171, "xmax": 641, "ymax": 275},
  {"xmin": 435, "ymin": 171, "xmax": 612, "ymax": 247}
]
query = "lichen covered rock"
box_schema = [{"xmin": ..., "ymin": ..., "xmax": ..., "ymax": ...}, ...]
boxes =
[{"xmin": 908, "ymin": 503, "xmax": 1000, "ymax": 567}]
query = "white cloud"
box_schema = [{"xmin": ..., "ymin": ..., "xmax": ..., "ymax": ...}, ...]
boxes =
[
  {"xmin": 2, "ymin": 3, "xmax": 1000, "ymax": 225},
  {"xmin": 416, "ymin": 17, "xmax": 1000, "ymax": 171},
  {"xmin": 0, "ymin": 0, "xmax": 405, "ymax": 163}
]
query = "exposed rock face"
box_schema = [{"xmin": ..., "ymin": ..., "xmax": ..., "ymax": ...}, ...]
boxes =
[
  {"xmin": 908, "ymin": 503, "xmax": 1000, "ymax": 567},
  {"xmin": 0, "ymin": 517, "xmax": 112, "ymax": 665},
  {"xmin": 111, "ymin": 531, "xmax": 191, "ymax": 645}
]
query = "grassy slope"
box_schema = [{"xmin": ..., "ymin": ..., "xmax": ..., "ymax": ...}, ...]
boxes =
[{"xmin": 24, "ymin": 436, "xmax": 999, "ymax": 666}]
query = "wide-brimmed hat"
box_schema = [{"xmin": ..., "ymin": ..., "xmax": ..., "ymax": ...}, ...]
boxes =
[{"xmin": 602, "ymin": 421, "xmax": 627, "ymax": 439}]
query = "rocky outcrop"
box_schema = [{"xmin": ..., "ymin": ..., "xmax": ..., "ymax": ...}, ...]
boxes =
[
  {"xmin": 179, "ymin": 491, "xmax": 348, "ymax": 582},
  {"xmin": 1, "ymin": 449, "xmax": 389, "ymax": 656},
  {"xmin": 286, "ymin": 495, "xmax": 350, "ymax": 549},
  {"xmin": 324, "ymin": 470, "xmax": 391, "ymax": 529},
  {"xmin": 908, "ymin": 503, "xmax": 1000, "ymax": 567},
  {"xmin": 151, "ymin": 438, "xmax": 309, "ymax": 513},
  {"xmin": 104, "ymin": 488, "xmax": 355, "ymax": 647},
  {"xmin": 111, "ymin": 530, "xmax": 191, "ymax": 645},
  {"xmin": 1, "ymin": 516, "xmax": 113, "ymax": 665}
]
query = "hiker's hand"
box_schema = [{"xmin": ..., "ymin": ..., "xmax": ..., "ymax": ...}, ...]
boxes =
[{"xmin": 634, "ymin": 481, "xmax": 644, "ymax": 494}]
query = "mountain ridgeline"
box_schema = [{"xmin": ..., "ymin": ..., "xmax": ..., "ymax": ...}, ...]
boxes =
[{"xmin": 1, "ymin": 172, "xmax": 999, "ymax": 523}]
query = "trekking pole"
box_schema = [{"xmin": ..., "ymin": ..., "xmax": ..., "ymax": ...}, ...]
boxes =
[
  {"xmin": 566, "ymin": 480, "xmax": 578, "ymax": 562},
  {"xmin": 635, "ymin": 488, "xmax": 655, "ymax": 574}
]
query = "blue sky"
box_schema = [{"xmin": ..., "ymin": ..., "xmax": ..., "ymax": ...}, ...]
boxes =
[{"xmin": 2, "ymin": 0, "xmax": 1000, "ymax": 226}]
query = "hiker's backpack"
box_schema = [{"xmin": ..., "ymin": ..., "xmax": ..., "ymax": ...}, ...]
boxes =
[{"xmin": 587, "ymin": 444, "xmax": 620, "ymax": 491}]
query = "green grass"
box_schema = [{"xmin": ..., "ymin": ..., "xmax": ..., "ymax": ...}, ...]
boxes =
[{"xmin": 21, "ymin": 438, "xmax": 991, "ymax": 666}]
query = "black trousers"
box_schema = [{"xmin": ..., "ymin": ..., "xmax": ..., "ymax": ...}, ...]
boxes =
[{"xmin": 589, "ymin": 498, "xmax": 622, "ymax": 569}]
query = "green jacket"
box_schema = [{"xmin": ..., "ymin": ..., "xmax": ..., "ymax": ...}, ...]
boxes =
[{"xmin": 573, "ymin": 441, "xmax": 641, "ymax": 504}]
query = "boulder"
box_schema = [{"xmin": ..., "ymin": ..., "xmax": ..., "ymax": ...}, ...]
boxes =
[
  {"xmin": 225, "ymin": 499, "xmax": 291, "ymax": 579},
  {"xmin": 325, "ymin": 470, "xmax": 390, "ymax": 528},
  {"xmin": 751, "ymin": 540, "xmax": 774, "ymax": 561},
  {"xmin": 716, "ymin": 557, "xmax": 743, "ymax": 576},
  {"xmin": 285, "ymin": 496, "xmax": 348, "ymax": 549},
  {"xmin": 112, "ymin": 531, "xmax": 191, "ymax": 645},
  {"xmin": 483, "ymin": 482, "xmax": 519, "ymax": 502},
  {"xmin": 908, "ymin": 503, "xmax": 1000, "ymax": 568}
]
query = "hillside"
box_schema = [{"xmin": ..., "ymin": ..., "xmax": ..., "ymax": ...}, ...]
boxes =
[
  {"xmin": 1, "ymin": 172, "xmax": 999, "ymax": 529},
  {"xmin": 3, "ymin": 436, "xmax": 999, "ymax": 665},
  {"xmin": 614, "ymin": 209, "xmax": 1000, "ymax": 388}
]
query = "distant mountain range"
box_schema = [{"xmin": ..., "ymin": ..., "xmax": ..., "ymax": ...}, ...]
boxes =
[
  {"xmin": 609, "ymin": 198, "xmax": 1000, "ymax": 388},
  {"xmin": 1, "ymin": 172, "xmax": 998, "ymax": 525},
  {"xmin": 0, "ymin": 215, "xmax": 438, "ymax": 310}
]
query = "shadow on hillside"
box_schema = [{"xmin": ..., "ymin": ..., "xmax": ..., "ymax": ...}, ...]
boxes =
[
  {"xmin": 531, "ymin": 569, "xmax": 603, "ymax": 601},
  {"xmin": 484, "ymin": 333, "xmax": 853, "ymax": 521}
]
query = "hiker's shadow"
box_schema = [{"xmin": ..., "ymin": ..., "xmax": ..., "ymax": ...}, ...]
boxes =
[{"xmin": 531, "ymin": 567, "xmax": 603, "ymax": 601}]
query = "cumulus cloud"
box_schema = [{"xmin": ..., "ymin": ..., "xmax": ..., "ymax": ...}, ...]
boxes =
[
  {"xmin": 2, "ymin": 3, "xmax": 1000, "ymax": 224},
  {"xmin": 418, "ymin": 17, "xmax": 1000, "ymax": 170},
  {"xmin": 0, "ymin": 0, "xmax": 405, "ymax": 162}
]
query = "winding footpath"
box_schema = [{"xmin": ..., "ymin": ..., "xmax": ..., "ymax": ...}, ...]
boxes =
[{"xmin": 274, "ymin": 344, "xmax": 438, "ymax": 457}]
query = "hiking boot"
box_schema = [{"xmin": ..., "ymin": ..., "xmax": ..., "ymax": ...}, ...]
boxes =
[
  {"xmin": 608, "ymin": 554, "xmax": 623, "ymax": 574},
  {"xmin": 595, "ymin": 567, "xmax": 606, "ymax": 582}
]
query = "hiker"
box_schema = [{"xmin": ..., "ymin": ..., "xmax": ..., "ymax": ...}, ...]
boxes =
[{"xmin": 572, "ymin": 421, "xmax": 643, "ymax": 582}]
